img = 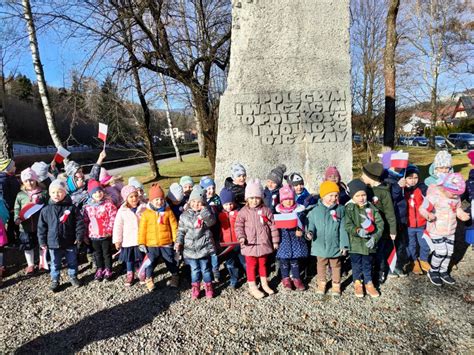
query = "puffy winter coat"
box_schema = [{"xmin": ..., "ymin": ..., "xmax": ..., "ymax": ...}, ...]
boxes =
[
  {"xmin": 235, "ymin": 204, "xmax": 279, "ymax": 257},
  {"xmin": 384, "ymin": 170, "xmax": 408, "ymax": 225},
  {"xmin": 0, "ymin": 172, "xmax": 20, "ymax": 210},
  {"xmin": 368, "ymin": 184, "xmax": 397, "ymax": 236},
  {"xmin": 263, "ymin": 187, "xmax": 280, "ymax": 213},
  {"xmin": 113, "ymin": 203, "xmax": 147, "ymax": 247},
  {"xmin": 224, "ymin": 177, "xmax": 246, "ymax": 209},
  {"xmin": 138, "ymin": 205, "xmax": 178, "ymax": 247},
  {"xmin": 307, "ymin": 201, "xmax": 349, "ymax": 258},
  {"xmin": 405, "ymin": 183, "xmax": 428, "ymax": 228},
  {"xmin": 37, "ymin": 196, "xmax": 84, "ymax": 249},
  {"xmin": 344, "ymin": 201, "xmax": 384, "ymax": 255},
  {"xmin": 83, "ymin": 198, "xmax": 117, "ymax": 239},
  {"xmin": 176, "ymin": 206, "xmax": 216, "ymax": 259},
  {"xmin": 14, "ymin": 188, "xmax": 49, "ymax": 233},
  {"xmin": 295, "ymin": 188, "xmax": 317, "ymax": 207},
  {"xmin": 218, "ymin": 210, "xmax": 239, "ymax": 243},
  {"xmin": 68, "ymin": 163, "xmax": 101, "ymax": 210}
]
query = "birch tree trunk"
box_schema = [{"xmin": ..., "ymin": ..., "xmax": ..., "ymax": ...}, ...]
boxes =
[
  {"xmin": 22, "ymin": 0, "xmax": 63, "ymax": 149},
  {"xmin": 159, "ymin": 73, "xmax": 182, "ymax": 162}
]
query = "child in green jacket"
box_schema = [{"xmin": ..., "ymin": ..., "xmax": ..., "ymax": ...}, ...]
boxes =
[
  {"xmin": 307, "ymin": 181, "xmax": 349, "ymax": 296},
  {"xmin": 345, "ymin": 179, "xmax": 384, "ymax": 298}
]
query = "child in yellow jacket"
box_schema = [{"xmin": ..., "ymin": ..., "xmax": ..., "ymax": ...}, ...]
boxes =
[{"xmin": 138, "ymin": 184, "xmax": 178, "ymax": 291}]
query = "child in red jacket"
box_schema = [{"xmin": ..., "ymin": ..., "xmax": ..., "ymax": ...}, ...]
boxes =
[{"xmin": 218, "ymin": 188, "xmax": 246, "ymax": 289}]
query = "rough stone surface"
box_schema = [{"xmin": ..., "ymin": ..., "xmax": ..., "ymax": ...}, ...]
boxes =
[{"xmin": 215, "ymin": 0, "xmax": 353, "ymax": 191}]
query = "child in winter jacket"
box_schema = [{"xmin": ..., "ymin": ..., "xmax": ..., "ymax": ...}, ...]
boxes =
[
  {"xmin": 263, "ymin": 165, "xmax": 287, "ymax": 213},
  {"xmin": 404, "ymin": 165, "xmax": 430, "ymax": 274},
  {"xmin": 419, "ymin": 173, "xmax": 469, "ymax": 286},
  {"xmin": 286, "ymin": 172, "xmax": 317, "ymax": 207},
  {"xmin": 424, "ymin": 150, "xmax": 452, "ymax": 186},
  {"xmin": 218, "ymin": 188, "xmax": 245, "ymax": 288},
  {"xmin": 100, "ymin": 168, "xmax": 125, "ymax": 207},
  {"xmin": 324, "ymin": 166, "xmax": 350, "ymax": 205},
  {"xmin": 0, "ymin": 197, "xmax": 9, "ymax": 286},
  {"xmin": 166, "ymin": 183, "xmax": 185, "ymax": 220},
  {"xmin": 235, "ymin": 179, "xmax": 279, "ymax": 299},
  {"xmin": 179, "ymin": 176, "xmax": 194, "ymax": 205},
  {"xmin": 275, "ymin": 184, "xmax": 308, "ymax": 292},
  {"xmin": 113, "ymin": 185, "xmax": 147, "ymax": 287},
  {"xmin": 83, "ymin": 179, "xmax": 117, "ymax": 282},
  {"xmin": 345, "ymin": 179, "xmax": 384, "ymax": 298},
  {"xmin": 224, "ymin": 163, "xmax": 247, "ymax": 209},
  {"xmin": 361, "ymin": 162, "xmax": 397, "ymax": 283},
  {"xmin": 138, "ymin": 184, "xmax": 179, "ymax": 292},
  {"xmin": 175, "ymin": 185, "xmax": 216, "ymax": 300},
  {"xmin": 0, "ymin": 158, "xmax": 20, "ymax": 247},
  {"xmin": 37, "ymin": 180, "xmax": 84, "ymax": 292},
  {"xmin": 128, "ymin": 177, "xmax": 147, "ymax": 203},
  {"xmin": 14, "ymin": 168, "xmax": 48, "ymax": 274},
  {"xmin": 307, "ymin": 181, "xmax": 349, "ymax": 296}
]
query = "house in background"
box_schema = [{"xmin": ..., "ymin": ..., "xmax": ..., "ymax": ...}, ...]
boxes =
[{"xmin": 447, "ymin": 96, "xmax": 474, "ymax": 126}]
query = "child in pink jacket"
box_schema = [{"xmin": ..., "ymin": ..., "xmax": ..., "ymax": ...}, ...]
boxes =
[
  {"xmin": 419, "ymin": 173, "xmax": 469, "ymax": 286},
  {"xmin": 113, "ymin": 185, "xmax": 147, "ymax": 287},
  {"xmin": 235, "ymin": 179, "xmax": 279, "ymax": 299}
]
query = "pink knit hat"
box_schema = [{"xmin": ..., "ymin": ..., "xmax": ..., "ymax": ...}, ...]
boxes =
[
  {"xmin": 245, "ymin": 179, "xmax": 264, "ymax": 199},
  {"xmin": 99, "ymin": 168, "xmax": 113, "ymax": 185},
  {"xmin": 468, "ymin": 150, "xmax": 474, "ymax": 165},
  {"xmin": 21, "ymin": 168, "xmax": 38, "ymax": 183},
  {"xmin": 438, "ymin": 172, "xmax": 465, "ymax": 195},
  {"xmin": 121, "ymin": 185, "xmax": 137, "ymax": 202},
  {"xmin": 279, "ymin": 184, "xmax": 295, "ymax": 202},
  {"xmin": 324, "ymin": 166, "xmax": 341, "ymax": 181}
]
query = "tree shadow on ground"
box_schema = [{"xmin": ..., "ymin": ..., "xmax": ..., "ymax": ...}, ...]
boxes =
[{"xmin": 15, "ymin": 289, "xmax": 181, "ymax": 354}]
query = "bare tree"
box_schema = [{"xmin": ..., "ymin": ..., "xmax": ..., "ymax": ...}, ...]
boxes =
[
  {"xmin": 22, "ymin": 0, "xmax": 64, "ymax": 149},
  {"xmin": 383, "ymin": 0, "xmax": 400, "ymax": 148},
  {"xmin": 159, "ymin": 73, "xmax": 182, "ymax": 162}
]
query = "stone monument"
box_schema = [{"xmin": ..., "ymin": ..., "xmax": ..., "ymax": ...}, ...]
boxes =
[{"xmin": 215, "ymin": 0, "xmax": 352, "ymax": 192}]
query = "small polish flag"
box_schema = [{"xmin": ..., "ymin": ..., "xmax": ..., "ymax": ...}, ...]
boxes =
[
  {"xmin": 391, "ymin": 151, "xmax": 409, "ymax": 169},
  {"xmin": 54, "ymin": 147, "xmax": 71, "ymax": 164},
  {"xmin": 421, "ymin": 230, "xmax": 435, "ymax": 252},
  {"xmin": 19, "ymin": 203, "xmax": 44, "ymax": 221},
  {"xmin": 138, "ymin": 255, "xmax": 152, "ymax": 275},
  {"xmin": 360, "ymin": 214, "xmax": 375, "ymax": 233},
  {"xmin": 388, "ymin": 246, "xmax": 397, "ymax": 273},
  {"xmin": 39, "ymin": 248, "xmax": 49, "ymax": 270},
  {"xmin": 274, "ymin": 212, "xmax": 299, "ymax": 229},
  {"xmin": 98, "ymin": 123, "xmax": 108, "ymax": 142}
]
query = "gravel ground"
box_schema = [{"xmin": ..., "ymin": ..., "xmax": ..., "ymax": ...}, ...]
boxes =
[{"xmin": 1, "ymin": 249, "xmax": 473, "ymax": 353}]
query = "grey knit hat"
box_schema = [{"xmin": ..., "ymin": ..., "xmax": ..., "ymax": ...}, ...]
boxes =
[
  {"xmin": 31, "ymin": 162, "xmax": 49, "ymax": 182},
  {"xmin": 189, "ymin": 185, "xmax": 206, "ymax": 203},
  {"xmin": 65, "ymin": 160, "xmax": 81, "ymax": 177},
  {"xmin": 49, "ymin": 179, "xmax": 67, "ymax": 193},
  {"xmin": 231, "ymin": 163, "xmax": 246, "ymax": 179},
  {"xmin": 267, "ymin": 164, "xmax": 287, "ymax": 186},
  {"xmin": 167, "ymin": 183, "xmax": 184, "ymax": 203},
  {"xmin": 433, "ymin": 150, "xmax": 452, "ymax": 168}
]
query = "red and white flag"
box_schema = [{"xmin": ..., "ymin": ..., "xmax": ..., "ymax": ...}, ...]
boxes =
[
  {"xmin": 274, "ymin": 212, "xmax": 299, "ymax": 229},
  {"xmin": 138, "ymin": 255, "xmax": 152, "ymax": 275},
  {"xmin": 365, "ymin": 208, "xmax": 374, "ymax": 222},
  {"xmin": 54, "ymin": 147, "xmax": 71, "ymax": 164},
  {"xmin": 39, "ymin": 248, "xmax": 49, "ymax": 270},
  {"xmin": 19, "ymin": 203, "xmax": 44, "ymax": 221},
  {"xmin": 360, "ymin": 214, "xmax": 375, "ymax": 233},
  {"xmin": 421, "ymin": 230, "xmax": 435, "ymax": 252},
  {"xmin": 388, "ymin": 245, "xmax": 397, "ymax": 273},
  {"xmin": 257, "ymin": 209, "xmax": 269, "ymax": 225},
  {"xmin": 194, "ymin": 215, "xmax": 203, "ymax": 228},
  {"xmin": 98, "ymin": 123, "xmax": 108, "ymax": 142},
  {"xmin": 330, "ymin": 210, "xmax": 338, "ymax": 222},
  {"xmin": 391, "ymin": 151, "xmax": 409, "ymax": 169},
  {"xmin": 158, "ymin": 212, "xmax": 165, "ymax": 224},
  {"xmin": 59, "ymin": 210, "xmax": 71, "ymax": 224}
]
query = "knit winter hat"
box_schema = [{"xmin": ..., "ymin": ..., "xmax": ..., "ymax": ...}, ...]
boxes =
[
  {"xmin": 20, "ymin": 168, "xmax": 39, "ymax": 183},
  {"xmin": 149, "ymin": 183, "xmax": 165, "ymax": 201},
  {"xmin": 31, "ymin": 162, "xmax": 49, "ymax": 182},
  {"xmin": 0, "ymin": 158, "xmax": 13, "ymax": 172},
  {"xmin": 219, "ymin": 188, "xmax": 235, "ymax": 205},
  {"xmin": 362, "ymin": 162, "xmax": 385, "ymax": 182},
  {"xmin": 433, "ymin": 150, "xmax": 452, "ymax": 169},
  {"xmin": 121, "ymin": 185, "xmax": 137, "ymax": 202},
  {"xmin": 319, "ymin": 181, "xmax": 340, "ymax": 198},
  {"xmin": 287, "ymin": 172, "xmax": 304, "ymax": 186},
  {"xmin": 438, "ymin": 172, "xmax": 465, "ymax": 195},
  {"xmin": 279, "ymin": 184, "xmax": 295, "ymax": 202},
  {"xmin": 347, "ymin": 179, "xmax": 367, "ymax": 198},
  {"xmin": 405, "ymin": 164, "xmax": 420, "ymax": 177},
  {"xmin": 167, "ymin": 183, "xmax": 184, "ymax": 203},
  {"xmin": 231, "ymin": 163, "xmax": 246, "ymax": 179},
  {"xmin": 179, "ymin": 176, "xmax": 194, "ymax": 187},
  {"xmin": 99, "ymin": 168, "xmax": 113, "ymax": 185},
  {"xmin": 189, "ymin": 185, "xmax": 206, "ymax": 203},
  {"xmin": 380, "ymin": 150, "xmax": 396, "ymax": 169},
  {"xmin": 65, "ymin": 160, "xmax": 81, "ymax": 177},
  {"xmin": 128, "ymin": 177, "xmax": 144, "ymax": 191},
  {"xmin": 87, "ymin": 179, "xmax": 103, "ymax": 195},
  {"xmin": 200, "ymin": 176, "xmax": 215, "ymax": 190},
  {"xmin": 245, "ymin": 179, "xmax": 264, "ymax": 200},
  {"xmin": 267, "ymin": 164, "xmax": 287, "ymax": 186},
  {"xmin": 324, "ymin": 166, "xmax": 341, "ymax": 181},
  {"xmin": 49, "ymin": 179, "xmax": 67, "ymax": 193}
]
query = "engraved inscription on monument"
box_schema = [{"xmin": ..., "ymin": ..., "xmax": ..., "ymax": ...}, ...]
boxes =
[{"xmin": 234, "ymin": 90, "xmax": 348, "ymax": 145}]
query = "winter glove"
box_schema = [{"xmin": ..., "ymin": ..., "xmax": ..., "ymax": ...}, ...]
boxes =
[
  {"xmin": 357, "ymin": 228, "xmax": 368, "ymax": 238},
  {"xmin": 365, "ymin": 236, "xmax": 376, "ymax": 249},
  {"xmin": 139, "ymin": 245, "xmax": 148, "ymax": 253}
]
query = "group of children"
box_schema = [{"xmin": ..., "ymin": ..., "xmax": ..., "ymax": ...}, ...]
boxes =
[{"xmin": 0, "ymin": 148, "xmax": 472, "ymax": 300}]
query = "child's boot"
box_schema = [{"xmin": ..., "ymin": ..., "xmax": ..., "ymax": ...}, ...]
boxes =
[
  {"xmin": 427, "ymin": 270, "xmax": 443, "ymax": 286},
  {"xmin": 50, "ymin": 279, "xmax": 60, "ymax": 292},
  {"xmin": 167, "ymin": 274, "xmax": 179, "ymax": 288},
  {"xmin": 103, "ymin": 268, "xmax": 113, "ymax": 281},
  {"xmin": 0, "ymin": 266, "xmax": 4, "ymax": 287},
  {"xmin": 125, "ymin": 271, "xmax": 134, "ymax": 287},
  {"xmin": 260, "ymin": 277, "xmax": 274, "ymax": 295},
  {"xmin": 439, "ymin": 272, "xmax": 456, "ymax": 285},
  {"xmin": 419, "ymin": 259, "xmax": 430, "ymax": 273},
  {"xmin": 94, "ymin": 268, "xmax": 104, "ymax": 281},
  {"xmin": 412, "ymin": 260, "xmax": 423, "ymax": 275},
  {"xmin": 248, "ymin": 281, "xmax": 265, "ymax": 299},
  {"xmin": 145, "ymin": 277, "xmax": 155, "ymax": 292},
  {"xmin": 316, "ymin": 280, "xmax": 326, "ymax": 295},
  {"xmin": 204, "ymin": 282, "xmax": 214, "ymax": 299},
  {"xmin": 137, "ymin": 271, "xmax": 146, "ymax": 285},
  {"xmin": 281, "ymin": 277, "xmax": 293, "ymax": 291},
  {"xmin": 330, "ymin": 282, "xmax": 341, "ymax": 297},
  {"xmin": 365, "ymin": 282, "xmax": 380, "ymax": 298},
  {"xmin": 293, "ymin": 278, "xmax": 306, "ymax": 291},
  {"xmin": 354, "ymin": 280, "xmax": 364, "ymax": 298},
  {"xmin": 191, "ymin": 282, "xmax": 201, "ymax": 300}
]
